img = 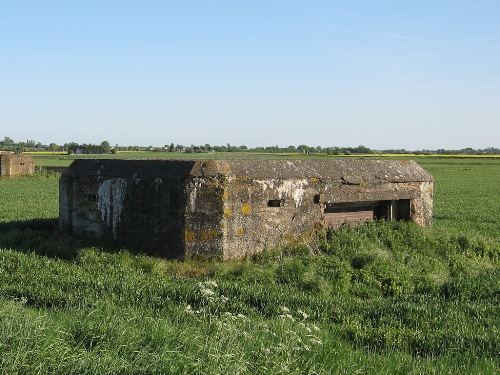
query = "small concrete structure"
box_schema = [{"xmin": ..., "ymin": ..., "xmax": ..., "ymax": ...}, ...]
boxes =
[
  {"xmin": 0, "ymin": 153, "xmax": 35, "ymax": 177},
  {"xmin": 59, "ymin": 159, "xmax": 433, "ymax": 259}
]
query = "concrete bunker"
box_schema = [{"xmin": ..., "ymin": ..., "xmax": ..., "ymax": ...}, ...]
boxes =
[
  {"xmin": 0, "ymin": 153, "xmax": 35, "ymax": 177},
  {"xmin": 59, "ymin": 159, "xmax": 433, "ymax": 260}
]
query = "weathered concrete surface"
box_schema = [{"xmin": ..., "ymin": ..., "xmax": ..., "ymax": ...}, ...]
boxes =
[
  {"xmin": 0, "ymin": 153, "xmax": 35, "ymax": 177},
  {"xmin": 59, "ymin": 159, "xmax": 433, "ymax": 259}
]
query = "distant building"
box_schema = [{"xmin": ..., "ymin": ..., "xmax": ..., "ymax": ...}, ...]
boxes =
[
  {"xmin": 0, "ymin": 153, "xmax": 35, "ymax": 177},
  {"xmin": 59, "ymin": 159, "xmax": 433, "ymax": 260}
]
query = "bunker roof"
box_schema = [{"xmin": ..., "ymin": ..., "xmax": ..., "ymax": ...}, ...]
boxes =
[{"xmin": 66, "ymin": 159, "xmax": 433, "ymax": 183}]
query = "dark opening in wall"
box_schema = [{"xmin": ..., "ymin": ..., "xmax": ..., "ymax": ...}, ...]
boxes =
[
  {"xmin": 268, "ymin": 199, "xmax": 284, "ymax": 207},
  {"xmin": 87, "ymin": 194, "xmax": 98, "ymax": 202},
  {"xmin": 20, "ymin": 163, "xmax": 25, "ymax": 166},
  {"xmin": 324, "ymin": 199, "xmax": 411, "ymax": 228}
]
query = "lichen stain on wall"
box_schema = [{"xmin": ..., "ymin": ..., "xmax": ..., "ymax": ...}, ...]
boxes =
[
  {"xmin": 98, "ymin": 178, "xmax": 127, "ymax": 239},
  {"xmin": 241, "ymin": 203, "xmax": 252, "ymax": 214},
  {"xmin": 187, "ymin": 179, "xmax": 209, "ymax": 212},
  {"xmin": 254, "ymin": 179, "xmax": 309, "ymax": 207},
  {"xmin": 185, "ymin": 230, "xmax": 195, "ymax": 244}
]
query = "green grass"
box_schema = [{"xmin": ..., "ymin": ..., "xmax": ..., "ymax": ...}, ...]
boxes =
[
  {"xmin": 29, "ymin": 150, "xmax": 500, "ymax": 168},
  {"xmin": 0, "ymin": 158, "xmax": 499, "ymax": 374},
  {"xmin": 0, "ymin": 171, "xmax": 60, "ymax": 223},
  {"xmin": 419, "ymin": 159, "xmax": 500, "ymax": 241}
]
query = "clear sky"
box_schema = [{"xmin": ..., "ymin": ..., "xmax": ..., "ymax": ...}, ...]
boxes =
[{"xmin": 1, "ymin": 1, "xmax": 499, "ymax": 150}]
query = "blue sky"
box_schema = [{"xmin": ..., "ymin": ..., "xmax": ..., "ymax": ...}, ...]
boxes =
[{"xmin": 1, "ymin": 1, "xmax": 499, "ymax": 150}]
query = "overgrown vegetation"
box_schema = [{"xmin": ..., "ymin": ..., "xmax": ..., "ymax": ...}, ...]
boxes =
[{"xmin": 0, "ymin": 158, "xmax": 498, "ymax": 374}]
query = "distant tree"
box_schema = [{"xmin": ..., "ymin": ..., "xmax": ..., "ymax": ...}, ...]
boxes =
[
  {"xmin": 49, "ymin": 143, "xmax": 59, "ymax": 152},
  {"xmin": 212, "ymin": 145, "xmax": 226, "ymax": 152},
  {"xmin": 297, "ymin": 145, "xmax": 309, "ymax": 153},
  {"xmin": 3, "ymin": 136, "xmax": 14, "ymax": 146},
  {"xmin": 354, "ymin": 145, "xmax": 373, "ymax": 154},
  {"xmin": 66, "ymin": 142, "xmax": 79, "ymax": 154},
  {"xmin": 101, "ymin": 141, "xmax": 111, "ymax": 154}
]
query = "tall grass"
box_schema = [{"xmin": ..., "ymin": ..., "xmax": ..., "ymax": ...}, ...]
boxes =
[{"xmin": 0, "ymin": 158, "xmax": 499, "ymax": 373}]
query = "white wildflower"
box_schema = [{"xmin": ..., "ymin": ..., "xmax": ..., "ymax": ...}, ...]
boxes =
[
  {"xmin": 278, "ymin": 314, "xmax": 295, "ymax": 321},
  {"xmin": 204, "ymin": 280, "xmax": 218, "ymax": 288},
  {"xmin": 280, "ymin": 306, "xmax": 291, "ymax": 314},
  {"xmin": 223, "ymin": 312, "xmax": 237, "ymax": 320},
  {"xmin": 297, "ymin": 310, "xmax": 309, "ymax": 319},
  {"xmin": 218, "ymin": 295, "xmax": 229, "ymax": 304},
  {"xmin": 308, "ymin": 335, "xmax": 323, "ymax": 345},
  {"xmin": 311, "ymin": 324, "xmax": 320, "ymax": 332},
  {"xmin": 200, "ymin": 288, "xmax": 215, "ymax": 297}
]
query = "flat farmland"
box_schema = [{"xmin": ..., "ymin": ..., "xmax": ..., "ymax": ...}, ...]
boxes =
[
  {"xmin": 418, "ymin": 158, "xmax": 500, "ymax": 241},
  {"xmin": 0, "ymin": 156, "xmax": 498, "ymax": 374}
]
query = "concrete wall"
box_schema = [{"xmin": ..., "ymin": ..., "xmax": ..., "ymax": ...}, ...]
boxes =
[
  {"xmin": 59, "ymin": 159, "xmax": 434, "ymax": 260},
  {"xmin": 220, "ymin": 175, "xmax": 433, "ymax": 259},
  {"xmin": 0, "ymin": 154, "xmax": 35, "ymax": 177},
  {"xmin": 184, "ymin": 177, "xmax": 225, "ymax": 259},
  {"xmin": 221, "ymin": 177, "xmax": 324, "ymax": 259},
  {"xmin": 60, "ymin": 173, "xmax": 188, "ymax": 258}
]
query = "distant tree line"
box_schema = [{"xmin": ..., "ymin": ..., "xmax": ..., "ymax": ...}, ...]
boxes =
[
  {"xmin": 0, "ymin": 137, "xmax": 113, "ymax": 154},
  {"xmin": 65, "ymin": 141, "xmax": 112, "ymax": 155},
  {"xmin": 1, "ymin": 136, "xmax": 499, "ymax": 155},
  {"xmin": 159, "ymin": 143, "xmax": 375, "ymax": 155}
]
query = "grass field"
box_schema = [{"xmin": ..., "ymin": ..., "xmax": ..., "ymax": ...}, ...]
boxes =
[
  {"xmin": 0, "ymin": 156, "xmax": 499, "ymax": 374},
  {"xmin": 27, "ymin": 150, "xmax": 500, "ymax": 168}
]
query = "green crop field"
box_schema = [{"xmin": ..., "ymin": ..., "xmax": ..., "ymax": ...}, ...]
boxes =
[{"xmin": 0, "ymin": 157, "xmax": 499, "ymax": 374}]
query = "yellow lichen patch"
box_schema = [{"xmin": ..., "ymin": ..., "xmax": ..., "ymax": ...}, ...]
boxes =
[
  {"xmin": 241, "ymin": 203, "xmax": 252, "ymax": 215},
  {"xmin": 237, "ymin": 227, "xmax": 245, "ymax": 235},
  {"xmin": 310, "ymin": 177, "xmax": 320, "ymax": 183},
  {"xmin": 200, "ymin": 230, "xmax": 219, "ymax": 242},
  {"xmin": 312, "ymin": 221, "xmax": 326, "ymax": 234},
  {"xmin": 281, "ymin": 233, "xmax": 301, "ymax": 247},
  {"xmin": 224, "ymin": 208, "xmax": 233, "ymax": 216},
  {"xmin": 185, "ymin": 231, "xmax": 195, "ymax": 244}
]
